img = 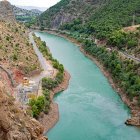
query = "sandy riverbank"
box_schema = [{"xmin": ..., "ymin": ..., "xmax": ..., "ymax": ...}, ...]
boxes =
[
  {"xmin": 45, "ymin": 30, "xmax": 140, "ymax": 126},
  {"xmin": 38, "ymin": 70, "xmax": 70, "ymax": 133}
]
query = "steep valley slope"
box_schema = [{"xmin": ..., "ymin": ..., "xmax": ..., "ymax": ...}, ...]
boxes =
[
  {"xmin": 0, "ymin": 82, "xmax": 47, "ymax": 140},
  {"xmin": 0, "ymin": 1, "xmax": 48, "ymax": 139},
  {"xmin": 37, "ymin": 0, "xmax": 106, "ymax": 29},
  {"xmin": 38, "ymin": 0, "xmax": 140, "ymax": 32},
  {"xmin": 0, "ymin": 21, "xmax": 41, "ymax": 84},
  {"xmin": 38, "ymin": 0, "xmax": 140, "ymax": 59}
]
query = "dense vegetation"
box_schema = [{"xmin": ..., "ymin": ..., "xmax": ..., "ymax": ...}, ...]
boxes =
[
  {"xmin": 82, "ymin": 39, "xmax": 140, "ymax": 103},
  {"xmin": 107, "ymin": 30, "xmax": 139, "ymax": 49},
  {"xmin": 29, "ymin": 34, "xmax": 64, "ymax": 118},
  {"xmin": 38, "ymin": 0, "xmax": 140, "ymax": 56},
  {"xmin": 29, "ymin": 90, "xmax": 50, "ymax": 118},
  {"xmin": 105, "ymin": 28, "xmax": 140, "ymax": 58},
  {"xmin": 37, "ymin": 0, "xmax": 104, "ymax": 29},
  {"xmin": 59, "ymin": 0, "xmax": 140, "ymax": 39},
  {"xmin": 38, "ymin": 0, "xmax": 140, "ymax": 39},
  {"xmin": 53, "ymin": 29, "xmax": 140, "ymax": 105},
  {"xmin": 37, "ymin": 0, "xmax": 70, "ymax": 27}
]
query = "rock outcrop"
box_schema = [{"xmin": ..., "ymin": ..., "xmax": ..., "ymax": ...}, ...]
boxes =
[
  {"xmin": 0, "ymin": 1, "xmax": 47, "ymax": 139},
  {"xmin": 37, "ymin": 0, "xmax": 105, "ymax": 29},
  {"xmin": 0, "ymin": 0, "xmax": 15, "ymax": 22},
  {"xmin": 0, "ymin": 83, "xmax": 48, "ymax": 140}
]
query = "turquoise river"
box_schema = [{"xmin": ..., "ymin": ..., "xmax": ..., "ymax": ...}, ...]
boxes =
[{"xmin": 35, "ymin": 32, "xmax": 140, "ymax": 140}]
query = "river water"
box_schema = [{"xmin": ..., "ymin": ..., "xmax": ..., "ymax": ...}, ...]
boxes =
[{"xmin": 35, "ymin": 32, "xmax": 140, "ymax": 140}]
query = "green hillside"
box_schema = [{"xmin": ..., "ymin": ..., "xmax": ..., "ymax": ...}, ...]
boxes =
[
  {"xmin": 38, "ymin": 0, "xmax": 140, "ymax": 58},
  {"xmin": 38, "ymin": 0, "xmax": 140, "ymax": 39},
  {"xmin": 38, "ymin": 0, "xmax": 140, "ymax": 110},
  {"xmin": 37, "ymin": 0, "xmax": 106, "ymax": 28}
]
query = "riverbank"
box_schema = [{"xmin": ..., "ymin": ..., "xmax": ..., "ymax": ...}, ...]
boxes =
[
  {"xmin": 31, "ymin": 32, "xmax": 71, "ymax": 132},
  {"xmin": 38, "ymin": 70, "xmax": 70, "ymax": 132},
  {"xmin": 45, "ymin": 30, "xmax": 140, "ymax": 126}
]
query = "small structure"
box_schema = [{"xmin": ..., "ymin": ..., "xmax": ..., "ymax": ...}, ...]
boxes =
[
  {"xmin": 17, "ymin": 77, "xmax": 38, "ymax": 104},
  {"xmin": 22, "ymin": 77, "xmax": 29, "ymax": 86}
]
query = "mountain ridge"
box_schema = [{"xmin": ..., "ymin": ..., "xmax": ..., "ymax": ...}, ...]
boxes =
[
  {"xmin": 13, "ymin": 5, "xmax": 42, "ymax": 22},
  {"xmin": 0, "ymin": 0, "xmax": 15, "ymax": 22},
  {"xmin": 17, "ymin": 5, "xmax": 47, "ymax": 12}
]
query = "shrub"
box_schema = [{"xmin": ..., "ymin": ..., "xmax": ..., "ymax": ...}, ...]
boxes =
[
  {"xmin": 6, "ymin": 36, "xmax": 10, "ymax": 41},
  {"xmin": 127, "ymin": 39, "xmax": 138, "ymax": 49},
  {"xmin": 29, "ymin": 96, "xmax": 46, "ymax": 118},
  {"xmin": 42, "ymin": 77, "xmax": 56, "ymax": 90},
  {"xmin": 12, "ymin": 54, "xmax": 18, "ymax": 61},
  {"xmin": 40, "ymin": 26, "xmax": 44, "ymax": 31}
]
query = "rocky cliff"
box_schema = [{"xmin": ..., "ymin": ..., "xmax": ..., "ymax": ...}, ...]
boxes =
[
  {"xmin": 0, "ymin": 1, "xmax": 47, "ymax": 139},
  {"xmin": 0, "ymin": 82, "xmax": 47, "ymax": 140},
  {"xmin": 0, "ymin": 0, "xmax": 15, "ymax": 22},
  {"xmin": 0, "ymin": 1, "xmax": 41, "ymax": 80},
  {"xmin": 37, "ymin": 0, "xmax": 106, "ymax": 29}
]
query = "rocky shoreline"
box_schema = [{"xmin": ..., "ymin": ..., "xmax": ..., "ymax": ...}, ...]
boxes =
[
  {"xmin": 38, "ymin": 70, "xmax": 70, "ymax": 133},
  {"xmin": 45, "ymin": 30, "xmax": 140, "ymax": 126}
]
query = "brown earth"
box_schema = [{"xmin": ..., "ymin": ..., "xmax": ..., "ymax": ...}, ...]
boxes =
[
  {"xmin": 0, "ymin": 0, "xmax": 15, "ymax": 22},
  {"xmin": 0, "ymin": 21, "xmax": 41, "ymax": 85},
  {"xmin": 0, "ymin": 1, "xmax": 47, "ymax": 139},
  {"xmin": 123, "ymin": 24, "xmax": 140, "ymax": 32},
  {"xmin": 0, "ymin": 82, "xmax": 48, "ymax": 140}
]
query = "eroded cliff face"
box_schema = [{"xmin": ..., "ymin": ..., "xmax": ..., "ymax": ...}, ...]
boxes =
[
  {"xmin": 38, "ymin": 0, "xmax": 106, "ymax": 29},
  {"xmin": 0, "ymin": 83, "xmax": 47, "ymax": 140},
  {"xmin": 0, "ymin": 0, "xmax": 15, "ymax": 22},
  {"xmin": 50, "ymin": 12, "xmax": 73, "ymax": 29}
]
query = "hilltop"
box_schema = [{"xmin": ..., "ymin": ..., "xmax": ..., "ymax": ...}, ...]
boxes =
[{"xmin": 0, "ymin": 0, "xmax": 15, "ymax": 22}]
